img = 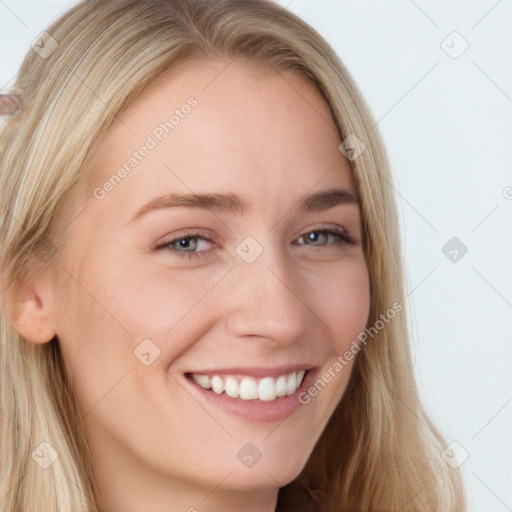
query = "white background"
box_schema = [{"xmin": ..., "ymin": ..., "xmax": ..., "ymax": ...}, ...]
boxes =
[{"xmin": 1, "ymin": 1, "xmax": 511, "ymax": 511}]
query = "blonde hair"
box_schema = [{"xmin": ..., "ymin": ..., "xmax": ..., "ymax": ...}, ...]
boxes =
[{"xmin": 0, "ymin": 1, "xmax": 467, "ymax": 510}]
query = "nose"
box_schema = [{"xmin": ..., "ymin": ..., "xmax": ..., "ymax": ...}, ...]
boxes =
[{"xmin": 222, "ymin": 242, "xmax": 312, "ymax": 346}]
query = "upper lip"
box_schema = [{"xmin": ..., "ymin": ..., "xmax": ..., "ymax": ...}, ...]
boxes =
[{"xmin": 184, "ymin": 365, "xmax": 316, "ymax": 379}]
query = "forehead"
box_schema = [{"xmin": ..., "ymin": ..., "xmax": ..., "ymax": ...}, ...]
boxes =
[{"xmin": 82, "ymin": 58, "xmax": 355, "ymax": 209}]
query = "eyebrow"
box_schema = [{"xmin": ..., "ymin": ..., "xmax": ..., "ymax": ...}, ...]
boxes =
[{"xmin": 128, "ymin": 187, "xmax": 359, "ymax": 223}]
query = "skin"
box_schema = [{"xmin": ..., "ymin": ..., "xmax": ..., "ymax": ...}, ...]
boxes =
[{"xmin": 13, "ymin": 59, "xmax": 370, "ymax": 512}]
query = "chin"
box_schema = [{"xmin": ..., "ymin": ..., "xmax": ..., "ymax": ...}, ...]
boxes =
[{"xmin": 220, "ymin": 450, "xmax": 311, "ymax": 492}]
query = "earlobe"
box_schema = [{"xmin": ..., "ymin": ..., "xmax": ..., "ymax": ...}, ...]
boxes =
[{"xmin": 9, "ymin": 278, "xmax": 57, "ymax": 345}]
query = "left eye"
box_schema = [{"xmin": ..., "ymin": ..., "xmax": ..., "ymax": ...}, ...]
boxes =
[
  {"xmin": 155, "ymin": 227, "xmax": 356, "ymax": 260},
  {"xmin": 296, "ymin": 228, "xmax": 354, "ymax": 247}
]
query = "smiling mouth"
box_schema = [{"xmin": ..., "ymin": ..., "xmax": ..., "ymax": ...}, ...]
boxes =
[{"xmin": 185, "ymin": 370, "xmax": 308, "ymax": 402}]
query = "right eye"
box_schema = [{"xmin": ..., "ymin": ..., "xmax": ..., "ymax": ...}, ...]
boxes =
[{"xmin": 155, "ymin": 232, "xmax": 218, "ymax": 260}]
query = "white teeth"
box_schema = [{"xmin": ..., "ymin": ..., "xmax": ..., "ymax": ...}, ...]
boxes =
[
  {"xmin": 224, "ymin": 376, "xmax": 239, "ymax": 398},
  {"xmin": 275, "ymin": 375, "xmax": 287, "ymax": 397},
  {"xmin": 286, "ymin": 373, "xmax": 297, "ymax": 396},
  {"xmin": 191, "ymin": 370, "xmax": 307, "ymax": 401},
  {"xmin": 192, "ymin": 374, "xmax": 211, "ymax": 390},
  {"xmin": 258, "ymin": 377, "xmax": 276, "ymax": 401},
  {"xmin": 211, "ymin": 375, "xmax": 224, "ymax": 394},
  {"xmin": 239, "ymin": 377, "xmax": 258, "ymax": 400}
]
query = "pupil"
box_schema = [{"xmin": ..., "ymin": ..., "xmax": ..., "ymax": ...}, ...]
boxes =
[
  {"xmin": 177, "ymin": 238, "xmax": 196, "ymax": 250},
  {"xmin": 309, "ymin": 231, "xmax": 325, "ymax": 244}
]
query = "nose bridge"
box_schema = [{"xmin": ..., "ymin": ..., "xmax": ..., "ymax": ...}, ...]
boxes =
[{"xmin": 224, "ymin": 239, "xmax": 310, "ymax": 343}]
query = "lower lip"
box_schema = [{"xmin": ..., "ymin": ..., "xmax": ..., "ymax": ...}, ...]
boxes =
[{"xmin": 184, "ymin": 370, "xmax": 316, "ymax": 423}]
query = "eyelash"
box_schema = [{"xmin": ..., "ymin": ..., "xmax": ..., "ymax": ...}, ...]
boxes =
[{"xmin": 155, "ymin": 226, "xmax": 357, "ymax": 261}]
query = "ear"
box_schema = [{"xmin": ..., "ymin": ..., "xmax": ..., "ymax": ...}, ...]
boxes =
[{"xmin": 8, "ymin": 263, "xmax": 57, "ymax": 344}]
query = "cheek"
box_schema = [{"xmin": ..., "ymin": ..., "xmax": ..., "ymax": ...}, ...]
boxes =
[
  {"xmin": 53, "ymin": 254, "xmax": 147, "ymax": 415},
  {"xmin": 110, "ymin": 253, "xmax": 228, "ymax": 323},
  {"xmin": 308, "ymin": 259, "xmax": 370, "ymax": 352}
]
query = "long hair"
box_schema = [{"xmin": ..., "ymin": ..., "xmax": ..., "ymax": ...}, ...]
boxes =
[{"xmin": 0, "ymin": 1, "xmax": 467, "ymax": 510}]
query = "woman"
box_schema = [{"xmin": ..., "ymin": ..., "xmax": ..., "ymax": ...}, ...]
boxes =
[{"xmin": 0, "ymin": 1, "xmax": 467, "ymax": 511}]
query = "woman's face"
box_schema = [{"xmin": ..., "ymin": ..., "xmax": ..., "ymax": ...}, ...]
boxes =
[{"xmin": 50, "ymin": 60, "xmax": 370, "ymax": 510}]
